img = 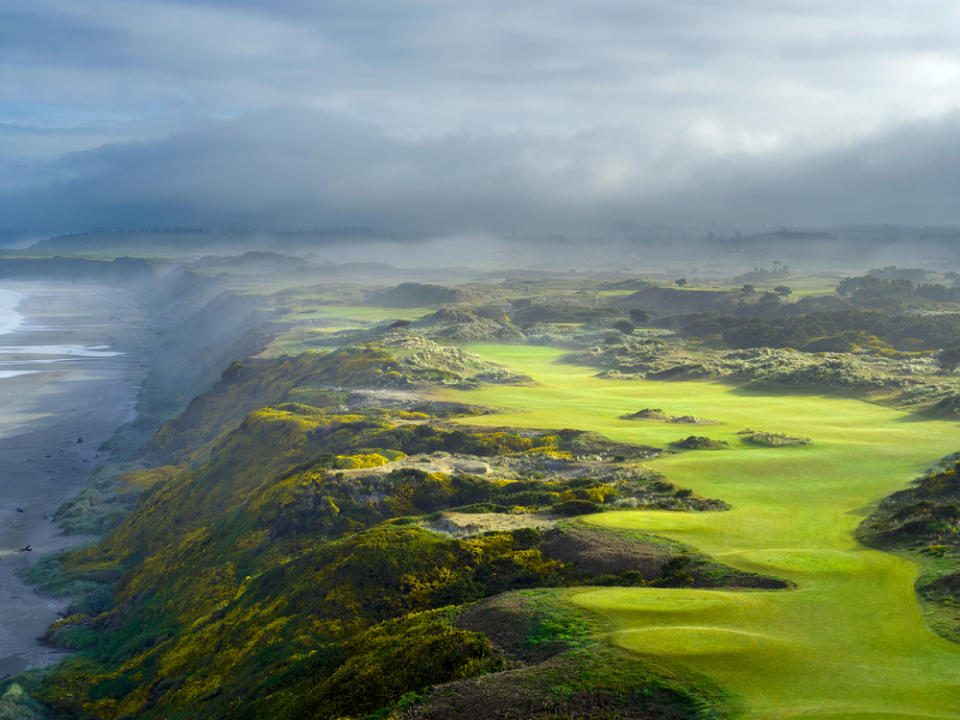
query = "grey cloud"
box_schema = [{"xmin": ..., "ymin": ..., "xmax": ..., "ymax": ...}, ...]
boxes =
[
  {"xmin": 4, "ymin": 108, "xmax": 960, "ymax": 239},
  {"xmin": 683, "ymin": 116, "xmax": 960, "ymax": 226},
  {"xmin": 5, "ymin": 0, "xmax": 960, "ymax": 141},
  {"xmin": 4, "ymin": 1, "xmax": 960, "ymax": 239}
]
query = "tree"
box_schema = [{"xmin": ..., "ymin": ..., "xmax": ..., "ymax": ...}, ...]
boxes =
[
  {"xmin": 741, "ymin": 283, "xmax": 756, "ymax": 295},
  {"xmin": 613, "ymin": 320, "xmax": 635, "ymax": 335},
  {"xmin": 774, "ymin": 285, "xmax": 792, "ymax": 296},
  {"xmin": 675, "ymin": 278, "xmax": 687, "ymax": 287}
]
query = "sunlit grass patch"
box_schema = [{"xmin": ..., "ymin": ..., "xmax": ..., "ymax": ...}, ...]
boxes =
[{"xmin": 436, "ymin": 344, "xmax": 960, "ymax": 719}]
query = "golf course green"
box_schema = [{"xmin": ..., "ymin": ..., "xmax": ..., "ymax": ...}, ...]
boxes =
[{"xmin": 440, "ymin": 344, "xmax": 960, "ymax": 719}]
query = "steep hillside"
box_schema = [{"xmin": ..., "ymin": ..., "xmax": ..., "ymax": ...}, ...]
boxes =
[
  {"xmin": 10, "ymin": 347, "xmax": 782, "ymax": 720},
  {"xmin": 145, "ymin": 341, "xmax": 529, "ymax": 467},
  {"xmin": 369, "ymin": 282, "xmax": 480, "ymax": 307}
]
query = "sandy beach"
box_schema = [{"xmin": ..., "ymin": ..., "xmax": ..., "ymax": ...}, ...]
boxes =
[{"xmin": 0, "ymin": 283, "xmax": 147, "ymax": 677}]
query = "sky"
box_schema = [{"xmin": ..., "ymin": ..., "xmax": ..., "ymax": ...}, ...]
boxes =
[{"xmin": 3, "ymin": 0, "xmax": 960, "ymax": 240}]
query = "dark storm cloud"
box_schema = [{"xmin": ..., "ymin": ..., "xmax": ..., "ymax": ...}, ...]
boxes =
[
  {"xmin": 679, "ymin": 116, "xmax": 960, "ymax": 225},
  {"xmin": 4, "ymin": 108, "xmax": 960, "ymax": 237},
  {"xmin": 3, "ymin": 1, "xmax": 960, "ymax": 236}
]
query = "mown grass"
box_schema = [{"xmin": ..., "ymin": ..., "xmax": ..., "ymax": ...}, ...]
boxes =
[
  {"xmin": 746, "ymin": 274, "xmax": 841, "ymax": 299},
  {"xmin": 437, "ymin": 344, "xmax": 960, "ymax": 720}
]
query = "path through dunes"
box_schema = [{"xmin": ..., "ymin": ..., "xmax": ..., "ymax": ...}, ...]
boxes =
[{"xmin": 438, "ymin": 345, "xmax": 960, "ymax": 719}]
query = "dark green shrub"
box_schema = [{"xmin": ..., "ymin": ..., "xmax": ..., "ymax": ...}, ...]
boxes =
[{"xmin": 551, "ymin": 500, "xmax": 601, "ymax": 516}]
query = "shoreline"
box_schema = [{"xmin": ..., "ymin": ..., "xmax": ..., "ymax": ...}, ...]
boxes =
[
  {"xmin": 0, "ymin": 282, "xmax": 147, "ymax": 677},
  {"xmin": 0, "ymin": 288, "xmax": 25, "ymax": 337}
]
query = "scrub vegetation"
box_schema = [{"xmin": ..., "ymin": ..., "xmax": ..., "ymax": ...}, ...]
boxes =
[
  {"xmin": 858, "ymin": 456, "xmax": 960, "ymax": 642},
  {"xmin": 5, "ymin": 255, "xmax": 960, "ymax": 719},
  {"xmin": 11, "ymin": 347, "xmax": 756, "ymax": 720},
  {"xmin": 439, "ymin": 345, "xmax": 960, "ymax": 719}
]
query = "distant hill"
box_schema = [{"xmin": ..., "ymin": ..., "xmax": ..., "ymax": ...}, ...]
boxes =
[
  {"xmin": 190, "ymin": 251, "xmax": 309, "ymax": 275},
  {"xmin": 0, "ymin": 256, "xmax": 154, "ymax": 282},
  {"xmin": 29, "ymin": 227, "xmax": 385, "ymax": 255},
  {"xmin": 369, "ymin": 282, "xmax": 476, "ymax": 307}
]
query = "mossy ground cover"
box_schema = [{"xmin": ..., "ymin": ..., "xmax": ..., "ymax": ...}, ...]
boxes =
[{"xmin": 438, "ymin": 344, "xmax": 960, "ymax": 719}]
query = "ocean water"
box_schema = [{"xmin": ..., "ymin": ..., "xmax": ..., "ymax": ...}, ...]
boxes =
[
  {"xmin": 0, "ymin": 289, "xmax": 36, "ymax": 379},
  {"xmin": 0, "ymin": 288, "xmax": 23, "ymax": 336},
  {"xmin": 0, "ymin": 287, "xmax": 123, "ymax": 383},
  {"xmin": 0, "ymin": 370, "xmax": 38, "ymax": 380}
]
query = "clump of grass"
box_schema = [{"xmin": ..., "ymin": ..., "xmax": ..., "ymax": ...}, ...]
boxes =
[
  {"xmin": 620, "ymin": 408, "xmax": 668, "ymax": 420},
  {"xmin": 738, "ymin": 429, "xmax": 811, "ymax": 447},
  {"xmin": 669, "ymin": 436, "xmax": 728, "ymax": 450}
]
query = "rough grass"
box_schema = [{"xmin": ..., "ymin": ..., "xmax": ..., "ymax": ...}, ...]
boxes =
[
  {"xmin": 736, "ymin": 429, "xmax": 811, "ymax": 447},
  {"xmin": 857, "ymin": 459, "xmax": 960, "ymax": 642},
  {"xmin": 410, "ymin": 590, "xmax": 741, "ymax": 720},
  {"xmin": 437, "ymin": 344, "xmax": 960, "ymax": 720},
  {"xmin": 668, "ymin": 436, "xmax": 729, "ymax": 451}
]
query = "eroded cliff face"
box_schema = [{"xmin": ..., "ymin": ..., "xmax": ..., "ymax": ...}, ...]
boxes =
[
  {"xmin": 129, "ymin": 268, "xmax": 277, "ymax": 419},
  {"xmin": 0, "ymin": 260, "xmax": 277, "ymax": 423}
]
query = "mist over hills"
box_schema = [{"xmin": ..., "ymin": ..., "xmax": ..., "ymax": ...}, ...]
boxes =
[
  {"xmin": 6, "ymin": 108, "xmax": 960, "ymax": 244},
  {"xmin": 7, "ymin": 2, "xmax": 960, "ymax": 718},
  {"xmin": 7, "ymin": 2, "xmax": 960, "ymax": 248},
  {"xmin": 9, "ymin": 224, "xmax": 960, "ymax": 280}
]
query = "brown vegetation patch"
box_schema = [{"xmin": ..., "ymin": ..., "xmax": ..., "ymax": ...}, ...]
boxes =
[
  {"xmin": 537, "ymin": 526, "xmax": 672, "ymax": 579},
  {"xmin": 669, "ymin": 436, "xmax": 728, "ymax": 450},
  {"xmin": 668, "ymin": 415, "xmax": 715, "ymax": 424},
  {"xmin": 620, "ymin": 408, "xmax": 716, "ymax": 425},
  {"xmin": 921, "ymin": 571, "xmax": 960, "ymax": 597},
  {"xmin": 737, "ymin": 429, "xmax": 811, "ymax": 447},
  {"xmin": 456, "ymin": 594, "xmax": 563, "ymax": 664},
  {"xmin": 399, "ymin": 646, "xmax": 736, "ymax": 720},
  {"xmin": 621, "ymin": 408, "xmax": 669, "ymax": 420},
  {"xmin": 425, "ymin": 512, "xmax": 558, "ymax": 537}
]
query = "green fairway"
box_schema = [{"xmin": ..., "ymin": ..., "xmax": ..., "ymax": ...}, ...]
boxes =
[
  {"xmin": 279, "ymin": 303, "xmax": 430, "ymax": 324},
  {"xmin": 438, "ymin": 344, "xmax": 960, "ymax": 719}
]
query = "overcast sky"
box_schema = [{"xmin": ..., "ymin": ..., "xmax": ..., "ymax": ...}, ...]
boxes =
[{"xmin": 3, "ymin": 0, "xmax": 960, "ymax": 239}]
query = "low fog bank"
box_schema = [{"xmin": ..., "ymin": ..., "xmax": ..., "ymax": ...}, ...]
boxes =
[{"xmin": 9, "ymin": 225, "xmax": 960, "ymax": 282}]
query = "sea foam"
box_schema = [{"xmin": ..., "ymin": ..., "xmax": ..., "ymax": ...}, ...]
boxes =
[{"xmin": 0, "ymin": 289, "xmax": 24, "ymax": 337}]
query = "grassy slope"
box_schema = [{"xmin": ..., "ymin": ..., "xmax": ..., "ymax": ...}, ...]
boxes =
[
  {"xmin": 17, "ymin": 421, "xmax": 747, "ymax": 719},
  {"xmin": 265, "ymin": 304, "xmax": 432, "ymax": 355},
  {"xmin": 437, "ymin": 344, "xmax": 960, "ymax": 720}
]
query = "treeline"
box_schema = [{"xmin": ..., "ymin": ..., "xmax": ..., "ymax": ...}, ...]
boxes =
[
  {"xmin": 836, "ymin": 276, "xmax": 960, "ymax": 306},
  {"xmin": 658, "ymin": 309, "xmax": 960, "ymax": 352},
  {"xmin": 619, "ymin": 275, "xmax": 960, "ymax": 328}
]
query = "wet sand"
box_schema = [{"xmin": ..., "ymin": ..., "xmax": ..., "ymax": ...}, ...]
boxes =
[{"xmin": 0, "ymin": 283, "xmax": 146, "ymax": 677}]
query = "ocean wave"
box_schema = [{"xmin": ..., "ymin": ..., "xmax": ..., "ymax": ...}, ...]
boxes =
[{"xmin": 0, "ymin": 288, "xmax": 24, "ymax": 337}]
